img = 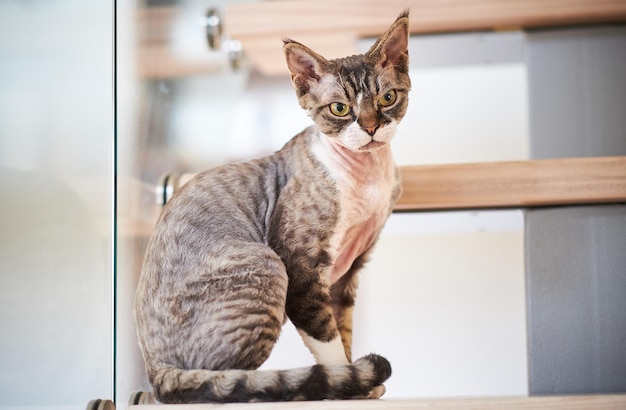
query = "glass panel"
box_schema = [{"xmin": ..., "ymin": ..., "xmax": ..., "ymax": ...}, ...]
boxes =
[
  {"xmin": 0, "ymin": 1, "xmax": 113, "ymax": 409},
  {"xmin": 115, "ymin": 0, "xmax": 256, "ymax": 403}
]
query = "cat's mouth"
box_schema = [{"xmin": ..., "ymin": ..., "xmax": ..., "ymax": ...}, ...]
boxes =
[{"xmin": 359, "ymin": 140, "xmax": 386, "ymax": 151}]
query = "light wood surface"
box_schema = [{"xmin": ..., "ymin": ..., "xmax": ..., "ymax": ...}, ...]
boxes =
[
  {"xmin": 224, "ymin": 0, "xmax": 626, "ymax": 75},
  {"xmin": 171, "ymin": 156, "xmax": 626, "ymax": 212},
  {"xmin": 395, "ymin": 156, "xmax": 626, "ymax": 211},
  {"xmin": 137, "ymin": 0, "xmax": 626, "ymax": 77},
  {"xmin": 127, "ymin": 394, "xmax": 626, "ymax": 409},
  {"xmin": 226, "ymin": 0, "xmax": 626, "ymax": 37}
]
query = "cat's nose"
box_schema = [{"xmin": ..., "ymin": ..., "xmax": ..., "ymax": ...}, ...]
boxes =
[{"xmin": 363, "ymin": 125, "xmax": 378, "ymax": 136}]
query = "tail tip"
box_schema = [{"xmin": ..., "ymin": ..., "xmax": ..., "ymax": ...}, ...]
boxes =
[{"xmin": 360, "ymin": 353, "xmax": 392, "ymax": 382}]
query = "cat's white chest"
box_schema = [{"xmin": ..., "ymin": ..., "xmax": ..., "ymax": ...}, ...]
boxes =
[{"xmin": 313, "ymin": 136, "xmax": 397, "ymax": 284}]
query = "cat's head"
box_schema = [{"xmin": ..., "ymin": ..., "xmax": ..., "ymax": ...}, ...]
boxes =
[{"xmin": 284, "ymin": 11, "xmax": 410, "ymax": 153}]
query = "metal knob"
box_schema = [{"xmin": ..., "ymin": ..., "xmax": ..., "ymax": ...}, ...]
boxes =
[{"xmin": 205, "ymin": 8, "xmax": 222, "ymax": 50}]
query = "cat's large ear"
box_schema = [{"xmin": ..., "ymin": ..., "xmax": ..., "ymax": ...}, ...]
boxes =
[
  {"xmin": 283, "ymin": 40, "xmax": 331, "ymax": 96},
  {"xmin": 367, "ymin": 10, "xmax": 410, "ymax": 73}
]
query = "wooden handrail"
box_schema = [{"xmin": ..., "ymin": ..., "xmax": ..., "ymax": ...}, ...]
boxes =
[
  {"xmin": 226, "ymin": 0, "xmax": 626, "ymax": 38},
  {"xmin": 165, "ymin": 156, "xmax": 626, "ymax": 212},
  {"xmin": 224, "ymin": 0, "xmax": 626, "ymax": 75},
  {"xmin": 137, "ymin": 0, "xmax": 626, "ymax": 77},
  {"xmin": 396, "ymin": 156, "xmax": 626, "ymax": 211}
]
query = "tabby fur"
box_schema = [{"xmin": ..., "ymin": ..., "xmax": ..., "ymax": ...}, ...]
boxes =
[{"xmin": 135, "ymin": 11, "xmax": 410, "ymax": 403}]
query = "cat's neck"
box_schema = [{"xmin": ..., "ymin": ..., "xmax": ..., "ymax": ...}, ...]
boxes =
[{"xmin": 312, "ymin": 130, "xmax": 395, "ymax": 186}]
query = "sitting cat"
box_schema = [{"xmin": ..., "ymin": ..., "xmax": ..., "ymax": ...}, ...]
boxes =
[{"xmin": 135, "ymin": 10, "xmax": 411, "ymax": 403}]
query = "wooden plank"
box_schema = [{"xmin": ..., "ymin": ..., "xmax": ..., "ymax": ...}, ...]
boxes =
[
  {"xmin": 224, "ymin": 0, "xmax": 626, "ymax": 75},
  {"xmin": 225, "ymin": 0, "xmax": 626, "ymax": 38},
  {"xmin": 137, "ymin": 0, "xmax": 626, "ymax": 77},
  {"xmin": 169, "ymin": 157, "xmax": 626, "ymax": 211},
  {"xmin": 395, "ymin": 156, "xmax": 626, "ymax": 211},
  {"xmin": 128, "ymin": 394, "xmax": 626, "ymax": 409}
]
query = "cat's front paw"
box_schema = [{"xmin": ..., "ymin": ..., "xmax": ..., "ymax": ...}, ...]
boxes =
[{"xmin": 367, "ymin": 384, "xmax": 386, "ymax": 399}]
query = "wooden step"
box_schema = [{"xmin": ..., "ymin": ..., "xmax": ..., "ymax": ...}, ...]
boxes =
[
  {"xmin": 127, "ymin": 394, "xmax": 626, "ymax": 409},
  {"xmin": 396, "ymin": 156, "xmax": 626, "ymax": 211},
  {"xmin": 163, "ymin": 156, "xmax": 626, "ymax": 212}
]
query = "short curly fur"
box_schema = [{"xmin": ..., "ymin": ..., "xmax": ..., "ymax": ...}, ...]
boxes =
[{"xmin": 135, "ymin": 11, "xmax": 410, "ymax": 403}]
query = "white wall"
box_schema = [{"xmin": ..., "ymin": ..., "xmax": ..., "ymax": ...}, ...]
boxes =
[
  {"xmin": 354, "ymin": 216, "xmax": 527, "ymax": 397},
  {"xmin": 394, "ymin": 64, "xmax": 528, "ymax": 166}
]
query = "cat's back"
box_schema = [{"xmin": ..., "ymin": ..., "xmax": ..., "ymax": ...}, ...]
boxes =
[
  {"xmin": 151, "ymin": 156, "xmax": 283, "ymax": 254},
  {"xmin": 142, "ymin": 127, "xmax": 320, "ymax": 273}
]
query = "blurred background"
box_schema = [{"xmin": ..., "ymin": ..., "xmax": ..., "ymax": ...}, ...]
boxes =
[{"xmin": 1, "ymin": 0, "xmax": 623, "ymax": 408}]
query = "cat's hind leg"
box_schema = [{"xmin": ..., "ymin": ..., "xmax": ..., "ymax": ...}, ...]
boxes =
[{"xmin": 157, "ymin": 242, "xmax": 289, "ymax": 372}]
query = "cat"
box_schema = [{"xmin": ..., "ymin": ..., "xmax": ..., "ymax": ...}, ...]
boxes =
[{"xmin": 134, "ymin": 10, "xmax": 410, "ymax": 403}]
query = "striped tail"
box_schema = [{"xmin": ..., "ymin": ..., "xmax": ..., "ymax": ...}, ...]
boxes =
[{"xmin": 151, "ymin": 353, "xmax": 392, "ymax": 403}]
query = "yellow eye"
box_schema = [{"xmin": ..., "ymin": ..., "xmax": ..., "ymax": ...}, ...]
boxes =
[
  {"xmin": 379, "ymin": 90, "xmax": 397, "ymax": 107},
  {"xmin": 329, "ymin": 102, "xmax": 350, "ymax": 117}
]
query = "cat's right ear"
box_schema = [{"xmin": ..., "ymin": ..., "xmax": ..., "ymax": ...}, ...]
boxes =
[{"xmin": 283, "ymin": 40, "xmax": 330, "ymax": 96}]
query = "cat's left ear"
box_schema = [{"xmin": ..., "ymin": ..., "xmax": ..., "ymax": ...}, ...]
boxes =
[
  {"xmin": 367, "ymin": 10, "xmax": 410, "ymax": 73},
  {"xmin": 283, "ymin": 40, "xmax": 331, "ymax": 96}
]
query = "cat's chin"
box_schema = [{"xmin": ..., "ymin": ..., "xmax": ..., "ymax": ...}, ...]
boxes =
[
  {"xmin": 358, "ymin": 140, "xmax": 387, "ymax": 152},
  {"xmin": 320, "ymin": 131, "xmax": 389, "ymax": 154},
  {"xmin": 337, "ymin": 140, "xmax": 387, "ymax": 153}
]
